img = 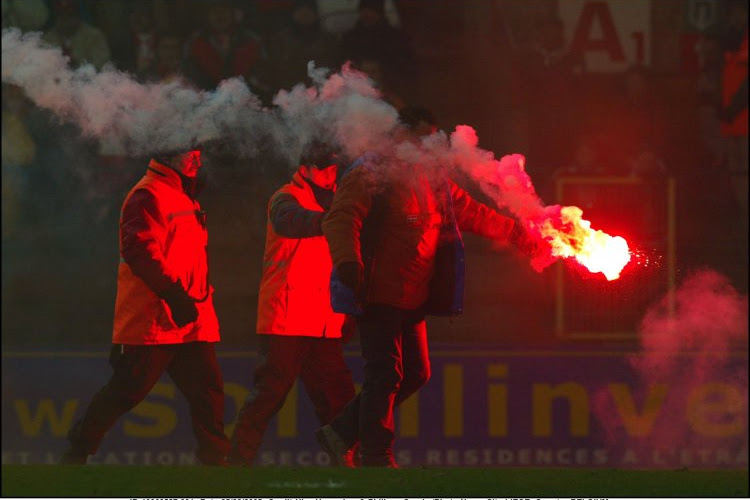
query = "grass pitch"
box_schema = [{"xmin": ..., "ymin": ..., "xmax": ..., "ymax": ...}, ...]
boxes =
[{"xmin": 1, "ymin": 465, "xmax": 748, "ymax": 498}]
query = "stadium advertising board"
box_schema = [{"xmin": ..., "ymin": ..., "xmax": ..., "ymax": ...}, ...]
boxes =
[
  {"xmin": 2, "ymin": 346, "xmax": 746, "ymax": 468},
  {"xmin": 558, "ymin": 0, "xmax": 651, "ymax": 72}
]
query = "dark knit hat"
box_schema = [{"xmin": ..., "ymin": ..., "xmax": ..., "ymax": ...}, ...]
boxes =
[
  {"xmin": 300, "ymin": 140, "xmax": 339, "ymax": 168},
  {"xmin": 358, "ymin": 0, "xmax": 385, "ymax": 14}
]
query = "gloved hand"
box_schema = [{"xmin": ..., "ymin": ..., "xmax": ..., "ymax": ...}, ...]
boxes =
[
  {"xmin": 336, "ymin": 261, "xmax": 363, "ymax": 294},
  {"xmin": 509, "ymin": 223, "xmax": 539, "ymax": 257},
  {"xmin": 161, "ymin": 282, "xmax": 199, "ymax": 327},
  {"xmin": 341, "ymin": 314, "xmax": 357, "ymax": 343}
]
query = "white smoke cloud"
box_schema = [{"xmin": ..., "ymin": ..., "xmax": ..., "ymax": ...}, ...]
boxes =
[
  {"xmin": 1, "ymin": 28, "xmax": 396, "ymax": 164},
  {"xmin": 272, "ymin": 61, "xmax": 398, "ymax": 162},
  {"xmin": 3, "ymin": 29, "xmax": 527, "ymax": 198},
  {"xmin": 3, "ymin": 26, "xmax": 581, "ymax": 273}
]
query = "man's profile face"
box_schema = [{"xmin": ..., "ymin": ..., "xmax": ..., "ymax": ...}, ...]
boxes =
[
  {"xmin": 301, "ymin": 164, "xmax": 338, "ymax": 190},
  {"xmin": 173, "ymin": 150, "xmax": 202, "ymax": 177}
]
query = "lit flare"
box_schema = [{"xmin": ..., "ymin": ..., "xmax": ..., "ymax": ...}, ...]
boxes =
[{"xmin": 540, "ymin": 206, "xmax": 630, "ymax": 280}]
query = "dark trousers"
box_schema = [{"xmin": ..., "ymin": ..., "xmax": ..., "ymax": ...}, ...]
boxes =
[
  {"xmin": 230, "ymin": 335, "xmax": 356, "ymax": 464},
  {"xmin": 330, "ymin": 303, "xmax": 430, "ymax": 465},
  {"xmin": 68, "ymin": 342, "xmax": 230, "ymax": 465}
]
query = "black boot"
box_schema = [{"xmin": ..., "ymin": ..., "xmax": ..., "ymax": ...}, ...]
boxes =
[
  {"xmin": 60, "ymin": 420, "xmax": 89, "ymax": 464},
  {"xmin": 59, "ymin": 447, "xmax": 88, "ymax": 465}
]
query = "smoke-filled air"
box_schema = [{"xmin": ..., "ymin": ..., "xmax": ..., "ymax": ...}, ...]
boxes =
[
  {"xmin": 593, "ymin": 269, "xmax": 748, "ymax": 462},
  {"xmin": 1, "ymin": 27, "xmax": 397, "ymax": 163},
  {"xmin": 2, "ymin": 26, "xmax": 632, "ymax": 278}
]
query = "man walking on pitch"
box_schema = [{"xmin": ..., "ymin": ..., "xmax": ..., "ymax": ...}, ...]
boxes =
[
  {"xmin": 229, "ymin": 140, "xmax": 357, "ymax": 467},
  {"xmin": 317, "ymin": 106, "xmax": 538, "ymax": 467},
  {"xmin": 61, "ymin": 146, "xmax": 230, "ymax": 465}
]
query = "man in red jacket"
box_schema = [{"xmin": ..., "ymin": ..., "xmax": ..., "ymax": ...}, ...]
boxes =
[
  {"xmin": 61, "ymin": 147, "xmax": 231, "ymax": 465},
  {"xmin": 316, "ymin": 107, "xmax": 536, "ymax": 467},
  {"xmin": 229, "ymin": 140, "xmax": 357, "ymax": 467}
]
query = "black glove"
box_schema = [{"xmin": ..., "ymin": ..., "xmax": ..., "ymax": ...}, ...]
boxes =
[
  {"xmin": 509, "ymin": 223, "xmax": 538, "ymax": 257},
  {"xmin": 336, "ymin": 261, "xmax": 363, "ymax": 294},
  {"xmin": 161, "ymin": 282, "xmax": 198, "ymax": 327}
]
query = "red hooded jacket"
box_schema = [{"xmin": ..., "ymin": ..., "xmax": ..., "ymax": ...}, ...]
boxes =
[
  {"xmin": 112, "ymin": 159, "xmax": 219, "ymax": 344},
  {"xmin": 256, "ymin": 170, "xmax": 345, "ymax": 337}
]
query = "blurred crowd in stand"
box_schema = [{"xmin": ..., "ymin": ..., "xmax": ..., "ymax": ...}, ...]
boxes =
[
  {"xmin": 2, "ymin": 0, "xmax": 747, "ymax": 346},
  {"xmin": 1, "ymin": 0, "xmax": 417, "ymax": 223}
]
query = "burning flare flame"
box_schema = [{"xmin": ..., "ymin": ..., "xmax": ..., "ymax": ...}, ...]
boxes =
[{"xmin": 540, "ymin": 206, "xmax": 630, "ymax": 280}]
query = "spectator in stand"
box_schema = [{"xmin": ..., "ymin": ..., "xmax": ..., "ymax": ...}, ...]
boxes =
[
  {"xmin": 512, "ymin": 12, "xmax": 584, "ymax": 183},
  {"xmin": 241, "ymin": 0, "xmax": 295, "ymax": 42},
  {"xmin": 184, "ymin": 0, "xmax": 267, "ymax": 93},
  {"xmin": 718, "ymin": 0, "xmax": 748, "ymax": 229},
  {"xmin": 2, "ymin": 84, "xmax": 37, "ymax": 240},
  {"xmin": 316, "ymin": 0, "xmax": 401, "ymax": 38},
  {"xmin": 152, "ymin": 0, "xmax": 204, "ymax": 40},
  {"xmin": 551, "ymin": 133, "xmax": 611, "ymax": 212},
  {"xmin": 88, "ymin": 0, "xmax": 130, "ymax": 68},
  {"xmin": 606, "ymin": 65, "xmax": 668, "ymax": 177},
  {"xmin": 1, "ymin": 0, "xmax": 49, "ymax": 32},
  {"xmin": 113, "ymin": 4, "xmax": 159, "ymax": 80},
  {"xmin": 145, "ymin": 33, "xmax": 190, "ymax": 85},
  {"xmin": 263, "ymin": 0, "xmax": 342, "ymax": 92},
  {"xmin": 553, "ymin": 134, "xmax": 610, "ymax": 178},
  {"xmin": 340, "ymin": 0, "xmax": 416, "ymax": 102},
  {"xmin": 353, "ymin": 58, "xmax": 406, "ymax": 111},
  {"xmin": 43, "ymin": 0, "xmax": 111, "ymax": 70}
]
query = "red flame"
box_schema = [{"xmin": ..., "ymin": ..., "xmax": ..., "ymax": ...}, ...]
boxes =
[{"xmin": 539, "ymin": 206, "xmax": 631, "ymax": 280}]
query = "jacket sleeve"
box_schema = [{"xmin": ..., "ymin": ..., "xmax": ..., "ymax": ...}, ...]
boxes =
[
  {"xmin": 724, "ymin": 73, "xmax": 748, "ymax": 120},
  {"xmin": 120, "ymin": 188, "xmax": 179, "ymax": 295},
  {"xmin": 269, "ymin": 192, "xmax": 325, "ymax": 238},
  {"xmin": 321, "ymin": 166, "xmax": 375, "ymax": 267},
  {"xmin": 450, "ymin": 180, "xmax": 515, "ymax": 243}
]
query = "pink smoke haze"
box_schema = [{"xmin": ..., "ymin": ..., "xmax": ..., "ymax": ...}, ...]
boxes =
[
  {"xmin": 594, "ymin": 270, "xmax": 748, "ymax": 461},
  {"xmin": 636, "ymin": 269, "xmax": 748, "ymax": 374}
]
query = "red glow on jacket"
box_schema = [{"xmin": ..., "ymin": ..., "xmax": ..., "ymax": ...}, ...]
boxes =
[
  {"xmin": 112, "ymin": 160, "xmax": 219, "ymax": 344},
  {"xmin": 256, "ymin": 171, "xmax": 345, "ymax": 337}
]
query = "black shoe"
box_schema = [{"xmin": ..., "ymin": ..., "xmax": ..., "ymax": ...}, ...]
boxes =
[
  {"xmin": 315, "ymin": 425, "xmax": 355, "ymax": 467},
  {"xmin": 198, "ymin": 452, "xmax": 232, "ymax": 467},
  {"xmin": 60, "ymin": 448, "xmax": 88, "ymax": 465},
  {"xmin": 228, "ymin": 452, "xmax": 253, "ymax": 467},
  {"xmin": 361, "ymin": 453, "xmax": 399, "ymax": 468}
]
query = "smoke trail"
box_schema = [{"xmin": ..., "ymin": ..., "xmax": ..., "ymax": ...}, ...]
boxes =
[
  {"xmin": 2, "ymin": 30, "xmax": 540, "ymax": 203},
  {"xmin": 272, "ymin": 61, "xmax": 398, "ymax": 162},
  {"xmin": 593, "ymin": 269, "xmax": 748, "ymax": 465},
  {"xmin": 386, "ymin": 124, "xmax": 562, "ymax": 269},
  {"xmin": 4, "ymin": 26, "xmax": 585, "ymax": 273},
  {"xmin": 3, "ymin": 29, "xmax": 258, "ymax": 156},
  {"xmin": 1, "ymin": 28, "xmax": 397, "ymax": 164}
]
